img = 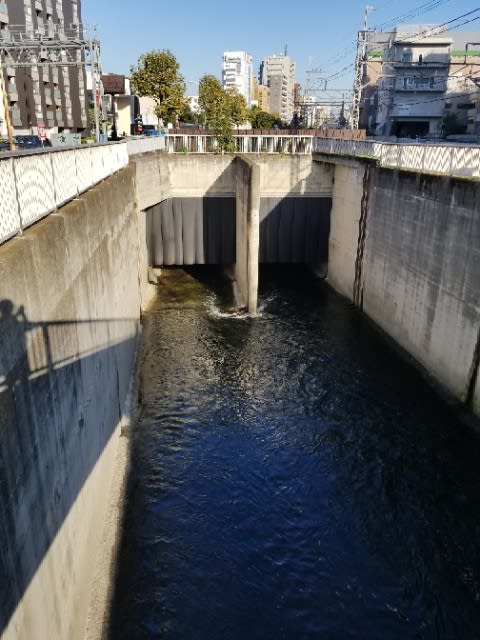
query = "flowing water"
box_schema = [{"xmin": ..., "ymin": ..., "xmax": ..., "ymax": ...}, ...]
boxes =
[{"xmin": 109, "ymin": 266, "xmax": 480, "ymax": 640}]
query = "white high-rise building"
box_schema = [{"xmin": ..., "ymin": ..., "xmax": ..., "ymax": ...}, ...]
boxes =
[
  {"xmin": 260, "ymin": 55, "xmax": 296, "ymax": 124},
  {"xmin": 222, "ymin": 51, "xmax": 253, "ymax": 106}
]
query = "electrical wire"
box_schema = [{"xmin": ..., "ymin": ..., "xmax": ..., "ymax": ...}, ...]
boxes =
[{"xmin": 319, "ymin": 5, "xmax": 479, "ymax": 85}]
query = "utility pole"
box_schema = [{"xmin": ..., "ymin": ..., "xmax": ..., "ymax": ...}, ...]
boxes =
[
  {"xmin": 351, "ymin": 5, "xmax": 374, "ymax": 129},
  {"xmin": 0, "ymin": 23, "xmax": 104, "ymax": 142},
  {"xmin": 305, "ymin": 65, "xmax": 328, "ymax": 127}
]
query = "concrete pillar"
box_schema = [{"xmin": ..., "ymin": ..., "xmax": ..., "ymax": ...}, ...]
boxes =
[
  {"xmin": 247, "ymin": 163, "xmax": 260, "ymax": 314},
  {"xmin": 235, "ymin": 156, "xmax": 260, "ymax": 314}
]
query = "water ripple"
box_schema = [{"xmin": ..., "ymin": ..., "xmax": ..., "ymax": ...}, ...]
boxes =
[{"xmin": 110, "ymin": 267, "xmax": 480, "ymax": 640}]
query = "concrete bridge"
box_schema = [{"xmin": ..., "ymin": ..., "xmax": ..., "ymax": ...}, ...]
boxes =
[{"xmin": 0, "ymin": 137, "xmax": 479, "ymax": 639}]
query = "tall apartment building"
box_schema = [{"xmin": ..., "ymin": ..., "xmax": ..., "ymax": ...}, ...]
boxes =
[
  {"xmin": 0, "ymin": 0, "xmax": 88, "ymax": 136},
  {"xmin": 259, "ymin": 54, "xmax": 296, "ymax": 124},
  {"xmin": 222, "ymin": 51, "xmax": 252, "ymax": 106}
]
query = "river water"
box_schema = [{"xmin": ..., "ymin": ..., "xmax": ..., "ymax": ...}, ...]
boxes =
[{"xmin": 109, "ymin": 267, "xmax": 480, "ymax": 640}]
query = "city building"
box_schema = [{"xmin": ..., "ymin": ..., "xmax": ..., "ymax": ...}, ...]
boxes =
[
  {"xmin": 0, "ymin": 0, "xmax": 89, "ymax": 137},
  {"xmin": 102, "ymin": 73, "xmax": 139, "ymax": 137},
  {"xmin": 222, "ymin": 50, "xmax": 252, "ymax": 106},
  {"xmin": 259, "ymin": 54, "xmax": 296, "ymax": 124},
  {"xmin": 357, "ymin": 26, "xmax": 480, "ymax": 137},
  {"xmin": 357, "ymin": 26, "xmax": 480, "ymax": 138},
  {"xmin": 374, "ymin": 25, "xmax": 452, "ymax": 138},
  {"xmin": 446, "ymin": 31, "xmax": 480, "ymax": 136},
  {"xmin": 251, "ymin": 77, "xmax": 270, "ymax": 112}
]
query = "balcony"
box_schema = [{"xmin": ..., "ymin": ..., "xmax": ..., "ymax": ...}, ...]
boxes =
[
  {"xmin": 395, "ymin": 76, "xmax": 447, "ymax": 93},
  {"xmin": 7, "ymin": 83, "xmax": 18, "ymax": 99},
  {"xmin": 10, "ymin": 107, "xmax": 22, "ymax": 126},
  {"xmin": 0, "ymin": 3, "xmax": 9, "ymax": 22},
  {"xmin": 393, "ymin": 60, "xmax": 449, "ymax": 69}
]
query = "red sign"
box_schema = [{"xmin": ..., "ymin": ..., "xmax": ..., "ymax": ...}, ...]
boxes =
[{"xmin": 38, "ymin": 124, "xmax": 47, "ymax": 141}]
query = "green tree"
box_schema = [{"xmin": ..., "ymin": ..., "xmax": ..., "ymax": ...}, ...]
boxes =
[
  {"xmin": 130, "ymin": 50, "xmax": 186, "ymax": 127},
  {"xmin": 441, "ymin": 112, "xmax": 466, "ymax": 137},
  {"xmin": 178, "ymin": 101, "xmax": 195, "ymax": 124},
  {"xmin": 226, "ymin": 88, "xmax": 248, "ymax": 130},
  {"xmin": 249, "ymin": 105, "xmax": 278, "ymax": 129},
  {"xmin": 198, "ymin": 75, "xmax": 234, "ymax": 151}
]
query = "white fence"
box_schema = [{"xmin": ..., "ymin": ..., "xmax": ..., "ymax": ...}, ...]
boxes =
[
  {"xmin": 165, "ymin": 134, "xmax": 315, "ymax": 154},
  {"xmin": 0, "ymin": 143, "xmax": 128, "ymax": 245},
  {"xmin": 314, "ymin": 137, "xmax": 480, "ymax": 179}
]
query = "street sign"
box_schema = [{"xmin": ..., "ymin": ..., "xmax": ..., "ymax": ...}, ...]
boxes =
[{"xmin": 38, "ymin": 124, "xmax": 47, "ymax": 141}]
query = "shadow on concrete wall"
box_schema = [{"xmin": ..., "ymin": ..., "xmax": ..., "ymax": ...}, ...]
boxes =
[
  {"xmin": 259, "ymin": 197, "xmax": 331, "ymax": 265},
  {"xmin": 0, "ymin": 298, "xmax": 138, "ymax": 635},
  {"xmin": 144, "ymin": 157, "xmax": 332, "ymax": 271},
  {"xmin": 146, "ymin": 197, "xmax": 236, "ymax": 266}
]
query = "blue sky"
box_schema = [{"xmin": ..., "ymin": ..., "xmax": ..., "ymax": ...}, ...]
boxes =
[{"xmin": 80, "ymin": 0, "xmax": 480, "ymax": 94}]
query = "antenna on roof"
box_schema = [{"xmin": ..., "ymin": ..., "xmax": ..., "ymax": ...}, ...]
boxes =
[{"xmin": 284, "ymin": 44, "xmax": 288, "ymax": 56}]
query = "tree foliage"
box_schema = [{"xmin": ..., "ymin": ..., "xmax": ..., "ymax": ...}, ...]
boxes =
[
  {"xmin": 226, "ymin": 88, "xmax": 248, "ymax": 130},
  {"xmin": 249, "ymin": 105, "xmax": 279, "ymax": 129},
  {"xmin": 198, "ymin": 75, "xmax": 235, "ymax": 151},
  {"xmin": 130, "ymin": 50, "xmax": 186, "ymax": 125},
  {"xmin": 441, "ymin": 112, "xmax": 466, "ymax": 137}
]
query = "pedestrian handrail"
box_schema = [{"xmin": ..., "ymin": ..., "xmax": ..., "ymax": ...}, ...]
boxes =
[
  {"xmin": 313, "ymin": 137, "xmax": 480, "ymax": 179},
  {"xmin": 1, "ymin": 134, "xmax": 479, "ymax": 248},
  {"xmin": 0, "ymin": 143, "xmax": 128, "ymax": 246}
]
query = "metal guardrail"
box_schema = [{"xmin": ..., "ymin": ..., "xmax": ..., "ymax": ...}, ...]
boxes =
[
  {"xmin": 313, "ymin": 137, "xmax": 480, "ymax": 179},
  {"xmin": 0, "ymin": 143, "xmax": 128, "ymax": 245}
]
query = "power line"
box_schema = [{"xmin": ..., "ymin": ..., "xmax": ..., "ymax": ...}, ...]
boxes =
[{"xmin": 325, "ymin": 9, "xmax": 480, "ymax": 85}]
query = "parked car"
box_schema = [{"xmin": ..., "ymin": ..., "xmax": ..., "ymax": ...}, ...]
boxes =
[
  {"xmin": 142, "ymin": 125, "xmax": 159, "ymax": 137},
  {"xmin": 14, "ymin": 135, "xmax": 52, "ymax": 149}
]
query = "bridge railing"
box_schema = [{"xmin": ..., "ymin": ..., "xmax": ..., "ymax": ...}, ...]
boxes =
[
  {"xmin": 0, "ymin": 143, "xmax": 128, "ymax": 246},
  {"xmin": 314, "ymin": 137, "xmax": 480, "ymax": 179},
  {"xmin": 2, "ymin": 134, "xmax": 479, "ymax": 247},
  {"xmin": 165, "ymin": 134, "xmax": 315, "ymax": 154}
]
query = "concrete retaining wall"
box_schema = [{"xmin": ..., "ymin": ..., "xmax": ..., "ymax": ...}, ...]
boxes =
[
  {"xmin": 0, "ymin": 166, "xmax": 142, "ymax": 639},
  {"xmin": 326, "ymin": 159, "xmax": 480, "ymax": 415}
]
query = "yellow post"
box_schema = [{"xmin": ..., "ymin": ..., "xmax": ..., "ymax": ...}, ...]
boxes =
[{"xmin": 0, "ymin": 56, "xmax": 15, "ymax": 151}]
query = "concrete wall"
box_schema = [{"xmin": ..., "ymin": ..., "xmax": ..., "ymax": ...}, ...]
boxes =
[
  {"xmin": 327, "ymin": 160, "xmax": 367, "ymax": 299},
  {"xmin": 326, "ymin": 158, "xmax": 480, "ymax": 415},
  {"xmin": 140, "ymin": 153, "xmax": 333, "ymax": 313},
  {"xmin": 0, "ymin": 166, "xmax": 142, "ymax": 640}
]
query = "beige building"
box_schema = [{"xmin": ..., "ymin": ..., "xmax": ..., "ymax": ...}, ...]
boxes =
[
  {"xmin": 251, "ymin": 77, "xmax": 270, "ymax": 112},
  {"xmin": 259, "ymin": 54, "xmax": 296, "ymax": 124}
]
